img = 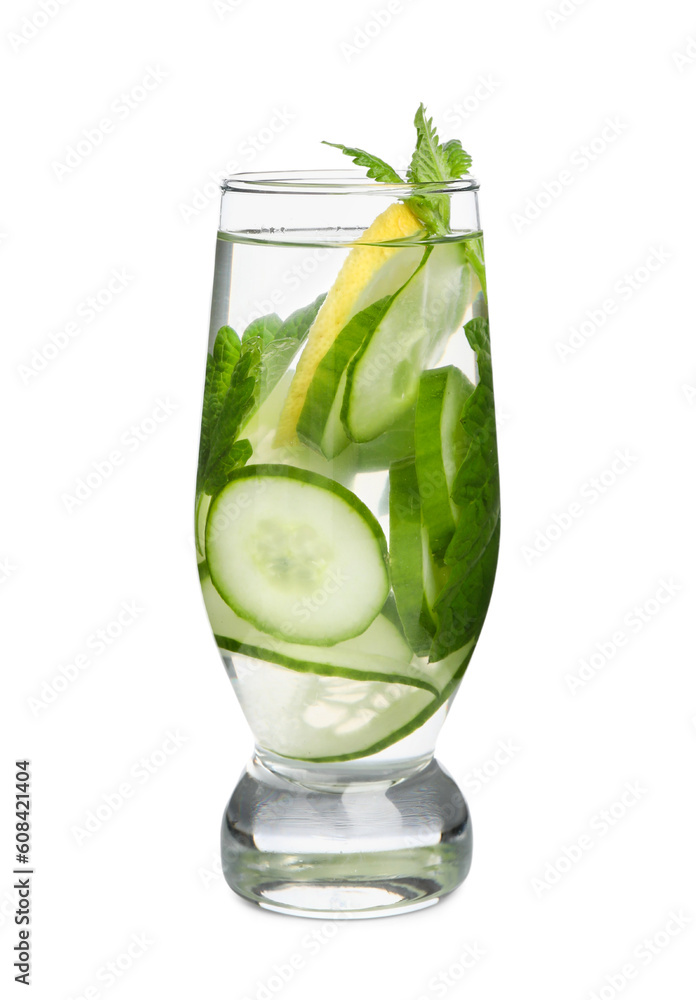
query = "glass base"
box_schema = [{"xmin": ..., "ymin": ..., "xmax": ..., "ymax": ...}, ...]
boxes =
[{"xmin": 220, "ymin": 749, "xmax": 472, "ymax": 918}]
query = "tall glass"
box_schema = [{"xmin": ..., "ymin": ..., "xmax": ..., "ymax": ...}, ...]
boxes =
[{"xmin": 194, "ymin": 171, "xmax": 500, "ymax": 917}]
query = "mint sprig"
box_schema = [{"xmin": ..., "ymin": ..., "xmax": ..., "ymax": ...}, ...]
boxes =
[
  {"xmin": 199, "ymin": 336, "xmax": 261, "ymax": 495},
  {"xmin": 323, "ymin": 104, "xmax": 472, "ymax": 236},
  {"xmin": 196, "ymin": 293, "xmax": 326, "ymax": 496}
]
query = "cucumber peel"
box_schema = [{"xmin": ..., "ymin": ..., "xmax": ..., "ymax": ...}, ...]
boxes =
[
  {"xmin": 389, "ymin": 459, "xmax": 438, "ymax": 656},
  {"xmin": 415, "ymin": 365, "xmax": 475, "ymax": 560}
]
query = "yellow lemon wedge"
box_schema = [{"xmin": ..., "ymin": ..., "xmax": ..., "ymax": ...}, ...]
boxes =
[{"xmin": 274, "ymin": 201, "xmax": 423, "ymax": 446}]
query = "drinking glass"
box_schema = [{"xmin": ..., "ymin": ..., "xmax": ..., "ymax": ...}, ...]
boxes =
[{"xmin": 194, "ymin": 171, "xmax": 500, "ymax": 917}]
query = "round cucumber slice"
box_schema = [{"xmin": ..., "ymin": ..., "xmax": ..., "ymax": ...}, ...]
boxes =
[
  {"xmin": 231, "ymin": 658, "xmax": 436, "ymax": 761},
  {"xmin": 200, "ymin": 561, "xmax": 476, "ymax": 762},
  {"xmin": 205, "ymin": 464, "xmax": 389, "ymax": 645},
  {"xmin": 226, "ymin": 638, "xmax": 476, "ymax": 761},
  {"xmin": 200, "ymin": 569, "xmax": 438, "ymax": 693},
  {"xmin": 415, "ymin": 365, "xmax": 474, "ymax": 559},
  {"xmin": 342, "ymin": 243, "xmax": 472, "ymax": 443}
]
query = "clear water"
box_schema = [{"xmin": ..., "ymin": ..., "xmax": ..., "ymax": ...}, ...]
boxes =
[{"xmin": 197, "ymin": 226, "xmax": 497, "ymax": 766}]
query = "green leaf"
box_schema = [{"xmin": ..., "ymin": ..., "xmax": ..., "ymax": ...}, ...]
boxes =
[
  {"xmin": 322, "ymin": 142, "xmax": 403, "ymax": 184},
  {"xmin": 441, "ymin": 139, "xmax": 472, "ymax": 178},
  {"xmin": 429, "ymin": 317, "xmax": 499, "ymax": 661},
  {"xmin": 242, "ymin": 313, "xmax": 283, "ymax": 347},
  {"xmin": 258, "ymin": 337, "xmax": 302, "ymax": 400},
  {"xmin": 212, "ymin": 324, "xmax": 242, "ymax": 368},
  {"xmin": 198, "ymin": 356, "xmax": 216, "ymax": 473},
  {"xmin": 429, "ymin": 521, "xmax": 500, "ymax": 663},
  {"xmin": 197, "ymin": 293, "xmax": 328, "ymax": 498},
  {"xmin": 240, "ymin": 293, "xmax": 326, "ymax": 353},
  {"xmin": 407, "ymin": 105, "xmax": 472, "ymax": 185},
  {"xmin": 197, "ymin": 325, "xmax": 241, "ymax": 488},
  {"xmin": 204, "ymin": 438, "xmax": 253, "ymax": 496},
  {"xmin": 277, "ymin": 292, "xmax": 326, "ymax": 341},
  {"xmin": 201, "ymin": 336, "xmax": 263, "ymax": 495},
  {"xmin": 208, "ymin": 326, "xmax": 242, "ymax": 433},
  {"xmin": 251, "ymin": 293, "xmax": 328, "ymax": 410},
  {"xmin": 407, "ymin": 105, "xmax": 452, "ymax": 184},
  {"xmin": 406, "ymin": 104, "xmax": 473, "ymax": 235}
]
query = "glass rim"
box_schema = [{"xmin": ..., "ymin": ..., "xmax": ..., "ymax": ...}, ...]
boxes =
[{"xmin": 221, "ymin": 169, "xmax": 480, "ymax": 196}]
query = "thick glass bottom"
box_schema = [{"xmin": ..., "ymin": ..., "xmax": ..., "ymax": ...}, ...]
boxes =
[{"xmin": 220, "ymin": 749, "xmax": 472, "ymax": 918}]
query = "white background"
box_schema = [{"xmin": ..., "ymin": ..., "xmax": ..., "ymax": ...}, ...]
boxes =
[{"xmin": 2, "ymin": 0, "xmax": 696, "ymax": 997}]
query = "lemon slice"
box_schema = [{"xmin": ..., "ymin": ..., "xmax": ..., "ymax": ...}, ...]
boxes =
[{"xmin": 274, "ymin": 201, "xmax": 422, "ymax": 446}]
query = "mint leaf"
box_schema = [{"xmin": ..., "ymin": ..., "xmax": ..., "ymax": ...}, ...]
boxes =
[
  {"xmin": 241, "ymin": 292, "xmax": 326, "ymax": 352},
  {"xmin": 199, "ymin": 356, "xmax": 217, "ymax": 476},
  {"xmin": 405, "ymin": 104, "xmax": 473, "ymax": 235},
  {"xmin": 322, "ymin": 142, "xmax": 402, "ymax": 184},
  {"xmin": 212, "ymin": 324, "xmax": 242, "ymax": 367},
  {"xmin": 252, "ymin": 293, "xmax": 328, "ymax": 407},
  {"xmin": 258, "ymin": 337, "xmax": 302, "ymax": 399},
  {"xmin": 277, "ymin": 292, "xmax": 326, "ymax": 341},
  {"xmin": 204, "ymin": 438, "xmax": 252, "ymax": 497},
  {"xmin": 197, "ymin": 292, "xmax": 328, "ymax": 499},
  {"xmin": 441, "ymin": 139, "xmax": 472, "ymax": 178},
  {"xmin": 407, "ymin": 104, "xmax": 472, "ymax": 184},
  {"xmin": 430, "ymin": 522, "xmax": 500, "ymax": 662},
  {"xmin": 201, "ymin": 336, "xmax": 263, "ymax": 495},
  {"xmin": 197, "ymin": 294, "xmax": 327, "ymax": 497},
  {"xmin": 209, "ymin": 326, "xmax": 242, "ymax": 426},
  {"xmin": 429, "ymin": 317, "xmax": 499, "ymax": 661},
  {"xmin": 197, "ymin": 325, "xmax": 241, "ymax": 489},
  {"xmin": 243, "ymin": 313, "xmax": 283, "ymax": 347}
]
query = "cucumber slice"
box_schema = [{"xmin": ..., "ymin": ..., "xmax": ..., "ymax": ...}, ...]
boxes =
[
  {"xmin": 227, "ymin": 637, "xmax": 476, "ymax": 761},
  {"xmin": 389, "ymin": 459, "xmax": 437, "ymax": 656},
  {"xmin": 201, "ymin": 569, "xmax": 438, "ymax": 693},
  {"xmin": 205, "ymin": 465, "xmax": 389, "ymax": 645},
  {"xmin": 415, "ymin": 365, "xmax": 474, "ymax": 559},
  {"xmin": 422, "ymin": 527, "xmax": 449, "ymax": 623},
  {"xmin": 350, "ymin": 244, "xmax": 424, "ymax": 313},
  {"xmin": 201, "ymin": 559, "xmax": 477, "ymax": 761},
  {"xmin": 342, "ymin": 244, "xmax": 471, "ymax": 443},
  {"xmin": 427, "ymin": 639, "xmax": 476, "ymax": 695},
  {"xmin": 297, "ymin": 297, "xmax": 393, "ymax": 459},
  {"xmin": 231, "ymin": 658, "xmax": 436, "ymax": 761},
  {"xmin": 346, "ymin": 414, "xmax": 415, "ymax": 470}
]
